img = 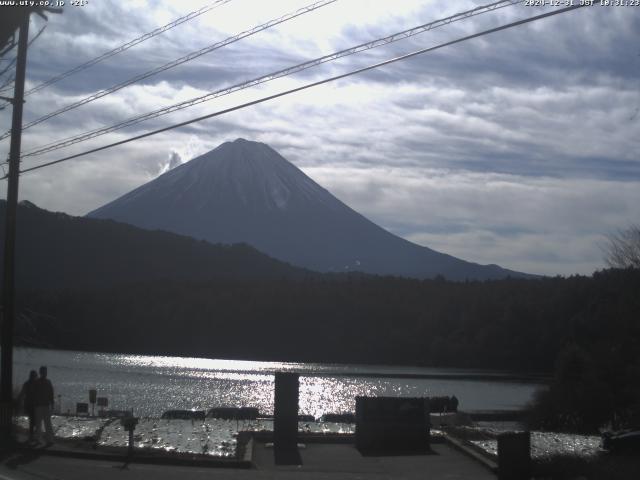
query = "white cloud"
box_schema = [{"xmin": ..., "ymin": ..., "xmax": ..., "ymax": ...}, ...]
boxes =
[
  {"xmin": 1, "ymin": 0, "xmax": 638, "ymax": 276},
  {"xmin": 301, "ymin": 165, "xmax": 640, "ymax": 275}
]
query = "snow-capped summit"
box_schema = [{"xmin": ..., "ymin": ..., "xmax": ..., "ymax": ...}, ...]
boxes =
[
  {"xmin": 176, "ymin": 138, "xmax": 339, "ymax": 211},
  {"xmin": 88, "ymin": 138, "xmax": 527, "ymax": 280}
]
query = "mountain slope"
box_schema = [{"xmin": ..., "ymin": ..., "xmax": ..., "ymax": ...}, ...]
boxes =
[
  {"xmin": 88, "ymin": 138, "xmax": 528, "ymax": 280},
  {"xmin": 0, "ymin": 200, "xmax": 308, "ymax": 290}
]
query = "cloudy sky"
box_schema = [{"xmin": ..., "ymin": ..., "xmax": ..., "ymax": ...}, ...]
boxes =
[{"xmin": 1, "ymin": 0, "xmax": 638, "ymax": 276}]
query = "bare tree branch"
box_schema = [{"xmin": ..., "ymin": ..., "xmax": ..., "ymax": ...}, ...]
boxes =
[{"xmin": 604, "ymin": 225, "xmax": 640, "ymax": 269}]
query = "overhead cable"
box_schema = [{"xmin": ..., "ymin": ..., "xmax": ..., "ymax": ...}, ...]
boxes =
[
  {"xmin": 6, "ymin": 3, "xmax": 589, "ymax": 180},
  {"xmin": 0, "ymin": 56, "xmax": 17, "ymax": 81},
  {"xmin": 0, "ymin": 0, "xmax": 338, "ymax": 140},
  {"xmin": 22, "ymin": 0, "xmax": 519, "ymax": 159},
  {"xmin": 15, "ymin": 0, "xmax": 234, "ymax": 97},
  {"xmin": 0, "ymin": 24, "xmax": 47, "ymax": 103}
]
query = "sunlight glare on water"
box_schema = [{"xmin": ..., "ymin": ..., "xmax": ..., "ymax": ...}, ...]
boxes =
[
  {"xmin": 115, "ymin": 353, "xmax": 301, "ymax": 374},
  {"xmin": 15, "ymin": 348, "xmax": 540, "ymax": 418}
]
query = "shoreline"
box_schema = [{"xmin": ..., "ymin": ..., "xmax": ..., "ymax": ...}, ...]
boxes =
[{"xmin": 14, "ymin": 345, "xmax": 551, "ymax": 383}]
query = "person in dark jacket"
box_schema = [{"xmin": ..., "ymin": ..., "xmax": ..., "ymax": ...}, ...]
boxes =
[
  {"xmin": 17, "ymin": 370, "xmax": 38, "ymax": 441},
  {"xmin": 34, "ymin": 365, "xmax": 55, "ymax": 444},
  {"xmin": 449, "ymin": 395, "xmax": 459, "ymax": 413}
]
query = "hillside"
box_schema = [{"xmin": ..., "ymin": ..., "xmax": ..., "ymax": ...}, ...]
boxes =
[{"xmin": 0, "ymin": 200, "xmax": 309, "ymax": 290}]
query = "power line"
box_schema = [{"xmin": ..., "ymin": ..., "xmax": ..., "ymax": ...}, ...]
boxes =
[
  {"xmin": 0, "ymin": 56, "xmax": 18, "ymax": 79},
  {"xmin": 0, "ymin": 33, "xmax": 17, "ymax": 58},
  {"xmin": 0, "ymin": 0, "xmax": 234, "ymax": 97},
  {"xmin": 0, "ymin": 24, "xmax": 47, "ymax": 105},
  {"xmin": 0, "ymin": 0, "xmax": 338, "ymax": 140},
  {"xmin": 6, "ymin": 3, "xmax": 589, "ymax": 180},
  {"xmin": 21, "ymin": 0, "xmax": 520, "ymax": 159}
]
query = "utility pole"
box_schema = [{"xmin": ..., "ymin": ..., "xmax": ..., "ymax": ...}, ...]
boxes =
[{"xmin": 0, "ymin": 7, "xmax": 30, "ymax": 444}]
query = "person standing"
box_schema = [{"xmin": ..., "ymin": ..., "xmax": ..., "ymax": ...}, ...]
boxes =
[
  {"xmin": 34, "ymin": 365, "xmax": 55, "ymax": 445},
  {"xmin": 17, "ymin": 370, "xmax": 38, "ymax": 441}
]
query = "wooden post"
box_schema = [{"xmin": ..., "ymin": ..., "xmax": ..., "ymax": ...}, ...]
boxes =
[
  {"xmin": 1, "ymin": 8, "xmax": 30, "ymax": 445},
  {"xmin": 498, "ymin": 431, "xmax": 531, "ymax": 480}
]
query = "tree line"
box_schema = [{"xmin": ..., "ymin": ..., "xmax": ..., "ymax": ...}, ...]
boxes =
[{"xmin": 16, "ymin": 269, "xmax": 639, "ymax": 371}]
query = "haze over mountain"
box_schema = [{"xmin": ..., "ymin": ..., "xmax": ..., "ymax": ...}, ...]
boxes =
[{"xmin": 88, "ymin": 139, "xmax": 528, "ymax": 280}]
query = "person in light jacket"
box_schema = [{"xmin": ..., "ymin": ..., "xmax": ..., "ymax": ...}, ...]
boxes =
[{"xmin": 33, "ymin": 365, "xmax": 55, "ymax": 444}]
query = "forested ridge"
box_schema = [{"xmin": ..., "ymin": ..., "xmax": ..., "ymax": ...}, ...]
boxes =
[
  {"xmin": 16, "ymin": 269, "xmax": 640, "ymax": 375},
  {"xmin": 0, "ymin": 200, "xmax": 309, "ymax": 290}
]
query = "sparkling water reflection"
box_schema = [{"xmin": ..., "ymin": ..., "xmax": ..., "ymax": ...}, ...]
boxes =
[
  {"xmin": 471, "ymin": 432, "xmax": 601, "ymax": 459},
  {"xmin": 14, "ymin": 415, "xmax": 356, "ymax": 457},
  {"xmin": 15, "ymin": 348, "xmax": 541, "ymax": 418}
]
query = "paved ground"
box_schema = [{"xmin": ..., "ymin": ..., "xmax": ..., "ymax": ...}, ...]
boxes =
[
  {"xmin": 0, "ymin": 441, "xmax": 496, "ymax": 480},
  {"xmin": 253, "ymin": 441, "xmax": 496, "ymax": 479}
]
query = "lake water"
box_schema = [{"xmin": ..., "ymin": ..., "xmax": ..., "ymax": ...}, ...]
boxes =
[{"xmin": 14, "ymin": 347, "xmax": 542, "ymax": 418}]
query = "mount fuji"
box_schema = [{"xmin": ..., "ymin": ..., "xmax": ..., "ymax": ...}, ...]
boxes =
[{"xmin": 87, "ymin": 138, "xmax": 527, "ymax": 280}]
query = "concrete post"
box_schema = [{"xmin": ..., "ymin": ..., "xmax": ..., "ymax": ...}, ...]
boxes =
[{"xmin": 273, "ymin": 372, "xmax": 300, "ymax": 465}]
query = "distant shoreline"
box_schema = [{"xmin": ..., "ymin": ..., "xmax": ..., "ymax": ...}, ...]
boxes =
[
  {"xmin": 302, "ymin": 371, "xmax": 549, "ymax": 384},
  {"xmin": 14, "ymin": 345, "xmax": 550, "ymax": 384}
]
